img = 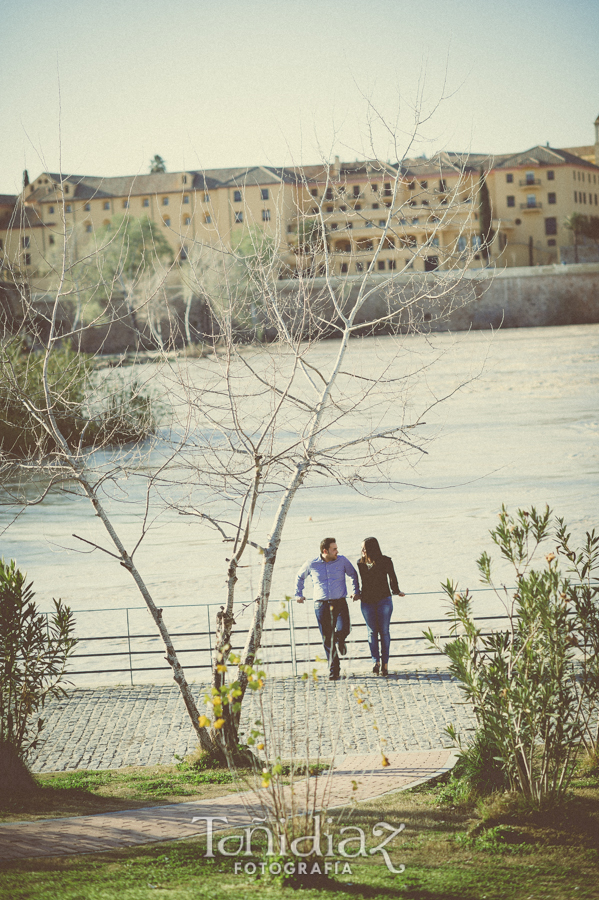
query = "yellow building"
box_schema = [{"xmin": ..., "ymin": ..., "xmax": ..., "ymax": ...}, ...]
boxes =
[{"xmin": 1, "ymin": 113, "xmax": 599, "ymax": 285}]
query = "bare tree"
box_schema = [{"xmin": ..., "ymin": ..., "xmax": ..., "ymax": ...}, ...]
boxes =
[{"xmin": 1, "ymin": 104, "xmax": 483, "ymax": 758}]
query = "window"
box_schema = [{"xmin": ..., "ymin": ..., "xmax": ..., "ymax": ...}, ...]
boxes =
[
  {"xmin": 162, "ymin": 197, "xmax": 169, "ymax": 206},
  {"xmin": 472, "ymin": 235, "xmax": 482, "ymax": 250},
  {"xmin": 234, "ymin": 211, "xmax": 243, "ymax": 223},
  {"xmin": 506, "ymin": 173, "xmax": 514, "ymax": 183},
  {"xmin": 430, "ymin": 237, "xmax": 439, "ymax": 247},
  {"xmin": 326, "ymin": 205, "xmax": 333, "ymax": 212},
  {"xmin": 84, "ymin": 203, "xmax": 91, "ymax": 211},
  {"xmin": 261, "ymin": 188, "xmax": 269, "ymax": 201},
  {"xmin": 371, "ymin": 183, "xmax": 378, "ymax": 192},
  {"xmin": 388, "ymin": 259, "xmax": 396, "ymax": 270},
  {"xmin": 163, "ymin": 217, "xmax": 171, "ymax": 226},
  {"xmin": 378, "ymin": 219, "xmax": 386, "ymax": 227},
  {"xmin": 24, "ymin": 253, "xmax": 31, "ymax": 266},
  {"xmin": 49, "ymin": 234, "xmax": 55, "ymax": 244},
  {"xmin": 457, "ymin": 235, "xmax": 467, "ymax": 252},
  {"xmin": 204, "ymin": 192, "xmax": 210, "ymax": 203},
  {"xmin": 49, "ymin": 205, "xmax": 55, "ymax": 214},
  {"xmin": 412, "ymin": 217, "xmax": 419, "ymax": 225},
  {"xmin": 425, "ymin": 256, "xmax": 438, "ymax": 271},
  {"xmin": 547, "ymin": 170, "xmax": 555, "ymax": 181},
  {"xmin": 346, "ymin": 222, "xmax": 353, "ymax": 229},
  {"xmin": 234, "ymin": 190, "xmax": 242, "ymax": 202},
  {"xmin": 340, "ymin": 262, "xmax": 348, "ymax": 273},
  {"xmin": 372, "ymin": 202, "xmax": 379, "ymax": 209},
  {"xmin": 64, "ymin": 185, "xmax": 69, "ymax": 194},
  {"xmin": 66, "ymin": 204, "xmax": 72, "ymax": 212},
  {"xmin": 262, "ymin": 209, "xmax": 271, "ymax": 221},
  {"xmin": 179, "ymin": 246, "xmax": 187, "ymax": 259},
  {"xmin": 383, "ymin": 236, "xmax": 394, "ymax": 249},
  {"xmin": 310, "ymin": 189, "xmax": 318, "ymax": 197},
  {"xmin": 356, "ymin": 262, "xmax": 364, "ymax": 272},
  {"xmin": 545, "ymin": 217, "xmax": 557, "ymax": 235},
  {"xmin": 330, "ymin": 222, "xmax": 338, "ymax": 230},
  {"xmin": 408, "ymin": 181, "xmax": 415, "ymax": 191},
  {"xmin": 85, "ymin": 224, "xmax": 92, "ymax": 233},
  {"xmin": 574, "ymin": 191, "xmax": 578, "ymax": 202},
  {"xmin": 419, "ymin": 181, "xmax": 427, "ymax": 189},
  {"xmin": 383, "ymin": 182, "xmax": 392, "ymax": 196},
  {"xmin": 123, "ymin": 200, "xmax": 129, "ymax": 208},
  {"xmin": 377, "ymin": 259, "xmax": 385, "ymax": 271},
  {"xmin": 548, "ymin": 192, "xmax": 556, "ymax": 204},
  {"xmin": 143, "ymin": 198, "xmax": 149, "ymax": 207},
  {"xmin": 365, "ymin": 220, "xmax": 373, "ymax": 227},
  {"xmin": 353, "ymin": 185, "xmax": 360, "ymax": 197},
  {"xmin": 583, "ymin": 192, "xmax": 587, "ymax": 204},
  {"xmin": 183, "ymin": 195, "xmax": 190, "ymax": 204},
  {"xmin": 182, "ymin": 175, "xmax": 187, "ymax": 184},
  {"xmin": 340, "ymin": 205, "xmax": 347, "ymax": 211},
  {"xmin": 526, "ymin": 195, "xmax": 536, "ymax": 208},
  {"xmin": 103, "ymin": 201, "xmax": 110, "ymax": 210},
  {"xmin": 421, "ymin": 200, "xmax": 429, "ymax": 206},
  {"xmin": 525, "ymin": 171, "xmax": 535, "ymax": 185},
  {"xmin": 507, "ymin": 195, "xmax": 515, "ymax": 207},
  {"xmin": 354, "ymin": 203, "xmax": 361, "ymax": 210},
  {"xmin": 515, "ymin": 218, "xmax": 521, "ymax": 225},
  {"xmin": 325, "ymin": 188, "xmax": 333, "ymax": 200},
  {"xmin": 547, "ymin": 239, "xmax": 556, "ymax": 246},
  {"xmin": 184, "ymin": 216, "xmax": 191, "ymax": 226},
  {"xmin": 22, "ymin": 236, "xmax": 30, "ymax": 248},
  {"xmin": 205, "ymin": 214, "xmax": 212, "ymax": 224}
]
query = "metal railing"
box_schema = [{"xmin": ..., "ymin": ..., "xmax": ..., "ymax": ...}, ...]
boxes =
[{"xmin": 43, "ymin": 589, "xmax": 515, "ymax": 686}]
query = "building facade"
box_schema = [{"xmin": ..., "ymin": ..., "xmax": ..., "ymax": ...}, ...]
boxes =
[{"xmin": 2, "ymin": 116, "xmax": 599, "ymax": 287}]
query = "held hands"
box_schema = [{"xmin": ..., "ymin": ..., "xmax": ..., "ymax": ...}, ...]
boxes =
[{"xmin": 395, "ymin": 591, "xmax": 406, "ymax": 597}]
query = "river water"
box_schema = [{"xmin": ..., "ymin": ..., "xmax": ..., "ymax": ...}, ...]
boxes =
[{"xmin": 2, "ymin": 323, "xmax": 598, "ymax": 683}]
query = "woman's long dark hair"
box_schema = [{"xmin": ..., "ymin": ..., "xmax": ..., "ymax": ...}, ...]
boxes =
[{"xmin": 362, "ymin": 536, "xmax": 383, "ymax": 565}]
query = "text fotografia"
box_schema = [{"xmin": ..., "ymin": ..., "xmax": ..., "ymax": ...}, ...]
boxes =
[{"xmin": 191, "ymin": 814, "xmax": 406, "ymax": 874}]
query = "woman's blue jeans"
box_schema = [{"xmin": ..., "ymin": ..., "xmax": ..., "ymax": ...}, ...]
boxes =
[{"xmin": 360, "ymin": 596, "xmax": 393, "ymax": 665}]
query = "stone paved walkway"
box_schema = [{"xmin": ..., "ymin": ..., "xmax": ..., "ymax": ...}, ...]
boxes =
[
  {"xmin": 0, "ymin": 750, "xmax": 456, "ymax": 861},
  {"xmin": 28, "ymin": 670, "xmax": 475, "ymax": 773}
]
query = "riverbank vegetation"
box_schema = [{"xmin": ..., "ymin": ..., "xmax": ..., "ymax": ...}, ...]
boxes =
[{"xmin": 0, "ymin": 339, "xmax": 157, "ymax": 458}]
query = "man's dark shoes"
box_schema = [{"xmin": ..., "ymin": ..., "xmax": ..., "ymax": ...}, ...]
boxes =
[
  {"xmin": 329, "ymin": 674, "xmax": 340, "ymax": 681},
  {"xmin": 337, "ymin": 636, "xmax": 347, "ymax": 656},
  {"xmin": 372, "ymin": 663, "xmax": 380, "ymax": 676}
]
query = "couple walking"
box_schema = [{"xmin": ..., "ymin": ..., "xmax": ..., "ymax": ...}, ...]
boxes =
[{"xmin": 294, "ymin": 536, "xmax": 405, "ymax": 680}]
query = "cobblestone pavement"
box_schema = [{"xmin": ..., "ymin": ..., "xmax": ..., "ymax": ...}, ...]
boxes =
[
  {"xmin": 29, "ymin": 669, "xmax": 475, "ymax": 773},
  {"xmin": 0, "ymin": 750, "xmax": 455, "ymax": 861}
]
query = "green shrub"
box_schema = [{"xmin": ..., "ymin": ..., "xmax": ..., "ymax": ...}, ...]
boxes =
[
  {"xmin": 426, "ymin": 506, "xmax": 599, "ymax": 810},
  {"xmin": 0, "ymin": 559, "xmax": 77, "ymax": 760},
  {"xmin": 0, "ymin": 339, "xmax": 156, "ymax": 457}
]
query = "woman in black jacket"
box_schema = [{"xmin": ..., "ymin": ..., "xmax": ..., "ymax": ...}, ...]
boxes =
[{"xmin": 357, "ymin": 537, "xmax": 405, "ymax": 676}]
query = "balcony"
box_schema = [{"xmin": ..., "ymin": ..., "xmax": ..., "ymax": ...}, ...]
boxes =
[
  {"xmin": 520, "ymin": 201, "xmax": 543, "ymax": 211},
  {"xmin": 519, "ymin": 178, "xmax": 542, "ymax": 188}
]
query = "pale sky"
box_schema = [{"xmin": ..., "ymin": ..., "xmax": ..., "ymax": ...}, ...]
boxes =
[{"xmin": 1, "ymin": 0, "xmax": 598, "ymax": 194}]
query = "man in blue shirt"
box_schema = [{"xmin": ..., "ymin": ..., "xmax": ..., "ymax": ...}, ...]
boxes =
[{"xmin": 295, "ymin": 537, "xmax": 360, "ymax": 680}]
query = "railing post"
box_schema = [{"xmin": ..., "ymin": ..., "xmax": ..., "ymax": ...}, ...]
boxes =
[
  {"xmin": 288, "ymin": 597, "xmax": 297, "ymax": 677},
  {"xmin": 126, "ymin": 608, "xmax": 133, "ymax": 686}
]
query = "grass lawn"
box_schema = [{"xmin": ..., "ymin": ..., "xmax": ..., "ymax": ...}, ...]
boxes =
[
  {"xmin": 0, "ymin": 762, "xmax": 240, "ymax": 821},
  {"xmin": 1, "ymin": 765, "xmax": 599, "ymax": 898}
]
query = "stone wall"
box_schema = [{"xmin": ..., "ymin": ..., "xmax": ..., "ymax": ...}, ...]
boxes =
[{"xmin": 278, "ymin": 263, "xmax": 599, "ymax": 334}]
